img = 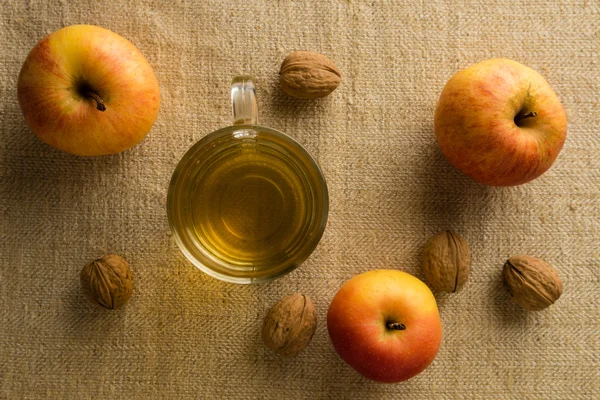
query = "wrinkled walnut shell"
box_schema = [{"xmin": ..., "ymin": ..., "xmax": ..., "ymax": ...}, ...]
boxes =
[
  {"xmin": 80, "ymin": 254, "xmax": 133, "ymax": 309},
  {"xmin": 503, "ymin": 255, "xmax": 562, "ymax": 311},
  {"xmin": 279, "ymin": 51, "xmax": 341, "ymax": 99},
  {"xmin": 261, "ymin": 293, "xmax": 317, "ymax": 357},
  {"xmin": 422, "ymin": 230, "xmax": 471, "ymax": 293}
]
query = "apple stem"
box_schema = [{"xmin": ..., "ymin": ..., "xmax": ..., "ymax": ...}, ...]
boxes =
[
  {"xmin": 387, "ymin": 322, "xmax": 406, "ymax": 331},
  {"xmin": 86, "ymin": 91, "xmax": 106, "ymax": 112}
]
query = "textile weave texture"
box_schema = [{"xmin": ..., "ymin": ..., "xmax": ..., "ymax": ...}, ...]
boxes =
[{"xmin": 0, "ymin": 1, "xmax": 598, "ymax": 398}]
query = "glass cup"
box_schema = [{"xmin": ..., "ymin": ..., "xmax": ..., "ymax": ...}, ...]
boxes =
[{"xmin": 167, "ymin": 76, "xmax": 329, "ymax": 284}]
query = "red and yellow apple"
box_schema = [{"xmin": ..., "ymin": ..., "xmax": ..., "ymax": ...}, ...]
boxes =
[
  {"xmin": 17, "ymin": 25, "xmax": 160, "ymax": 156},
  {"xmin": 327, "ymin": 270, "xmax": 442, "ymax": 383},
  {"xmin": 434, "ymin": 58, "xmax": 567, "ymax": 186}
]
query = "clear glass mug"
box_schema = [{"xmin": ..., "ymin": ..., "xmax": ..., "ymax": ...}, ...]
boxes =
[{"xmin": 167, "ymin": 76, "xmax": 329, "ymax": 284}]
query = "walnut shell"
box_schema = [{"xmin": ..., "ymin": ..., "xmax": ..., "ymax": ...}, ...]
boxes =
[
  {"xmin": 261, "ymin": 293, "xmax": 317, "ymax": 357},
  {"xmin": 422, "ymin": 230, "xmax": 471, "ymax": 293},
  {"xmin": 279, "ymin": 51, "xmax": 341, "ymax": 99},
  {"xmin": 80, "ymin": 254, "xmax": 133, "ymax": 309},
  {"xmin": 503, "ymin": 255, "xmax": 562, "ymax": 311}
]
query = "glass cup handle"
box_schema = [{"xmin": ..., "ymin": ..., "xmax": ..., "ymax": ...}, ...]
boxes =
[{"xmin": 231, "ymin": 76, "xmax": 258, "ymax": 125}]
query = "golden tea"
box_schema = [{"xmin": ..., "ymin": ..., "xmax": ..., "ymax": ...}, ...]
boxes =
[
  {"xmin": 168, "ymin": 126, "xmax": 328, "ymax": 283},
  {"xmin": 191, "ymin": 139, "xmax": 307, "ymax": 262}
]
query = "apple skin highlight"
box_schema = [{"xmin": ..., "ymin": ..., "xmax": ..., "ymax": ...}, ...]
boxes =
[
  {"xmin": 327, "ymin": 270, "xmax": 442, "ymax": 383},
  {"xmin": 17, "ymin": 25, "xmax": 160, "ymax": 156},
  {"xmin": 434, "ymin": 58, "xmax": 567, "ymax": 187}
]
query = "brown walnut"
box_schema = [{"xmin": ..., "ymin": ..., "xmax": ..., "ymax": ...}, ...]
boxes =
[
  {"xmin": 503, "ymin": 255, "xmax": 562, "ymax": 311},
  {"xmin": 261, "ymin": 293, "xmax": 317, "ymax": 357},
  {"xmin": 422, "ymin": 230, "xmax": 471, "ymax": 293},
  {"xmin": 279, "ymin": 51, "xmax": 341, "ymax": 99},
  {"xmin": 80, "ymin": 254, "xmax": 133, "ymax": 309}
]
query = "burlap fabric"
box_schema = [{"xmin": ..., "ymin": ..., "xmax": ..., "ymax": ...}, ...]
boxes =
[{"xmin": 1, "ymin": 1, "xmax": 598, "ymax": 398}]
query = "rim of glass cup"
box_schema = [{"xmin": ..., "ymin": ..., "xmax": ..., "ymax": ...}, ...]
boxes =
[{"xmin": 167, "ymin": 124, "xmax": 329, "ymax": 284}]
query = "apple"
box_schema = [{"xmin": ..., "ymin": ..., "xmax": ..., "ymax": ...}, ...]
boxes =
[
  {"xmin": 17, "ymin": 25, "xmax": 160, "ymax": 156},
  {"xmin": 434, "ymin": 58, "xmax": 567, "ymax": 186},
  {"xmin": 327, "ymin": 270, "xmax": 442, "ymax": 383}
]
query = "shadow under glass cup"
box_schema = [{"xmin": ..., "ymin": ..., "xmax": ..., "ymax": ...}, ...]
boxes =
[{"xmin": 167, "ymin": 76, "xmax": 329, "ymax": 284}]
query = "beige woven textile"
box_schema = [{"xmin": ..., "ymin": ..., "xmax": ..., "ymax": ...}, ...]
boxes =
[{"xmin": 1, "ymin": 0, "xmax": 598, "ymax": 398}]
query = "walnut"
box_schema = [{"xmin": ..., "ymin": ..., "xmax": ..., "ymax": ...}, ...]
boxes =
[
  {"xmin": 422, "ymin": 230, "xmax": 471, "ymax": 293},
  {"xmin": 80, "ymin": 254, "xmax": 133, "ymax": 309},
  {"xmin": 279, "ymin": 51, "xmax": 341, "ymax": 99},
  {"xmin": 503, "ymin": 255, "xmax": 563, "ymax": 311},
  {"xmin": 261, "ymin": 293, "xmax": 317, "ymax": 357}
]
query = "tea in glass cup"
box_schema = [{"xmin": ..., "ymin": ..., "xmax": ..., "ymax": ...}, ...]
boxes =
[{"xmin": 167, "ymin": 76, "xmax": 328, "ymax": 283}]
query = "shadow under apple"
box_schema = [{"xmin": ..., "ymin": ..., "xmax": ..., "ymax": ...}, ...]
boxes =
[
  {"xmin": 415, "ymin": 140, "xmax": 492, "ymax": 236},
  {"xmin": 1, "ymin": 107, "xmax": 144, "ymax": 264}
]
